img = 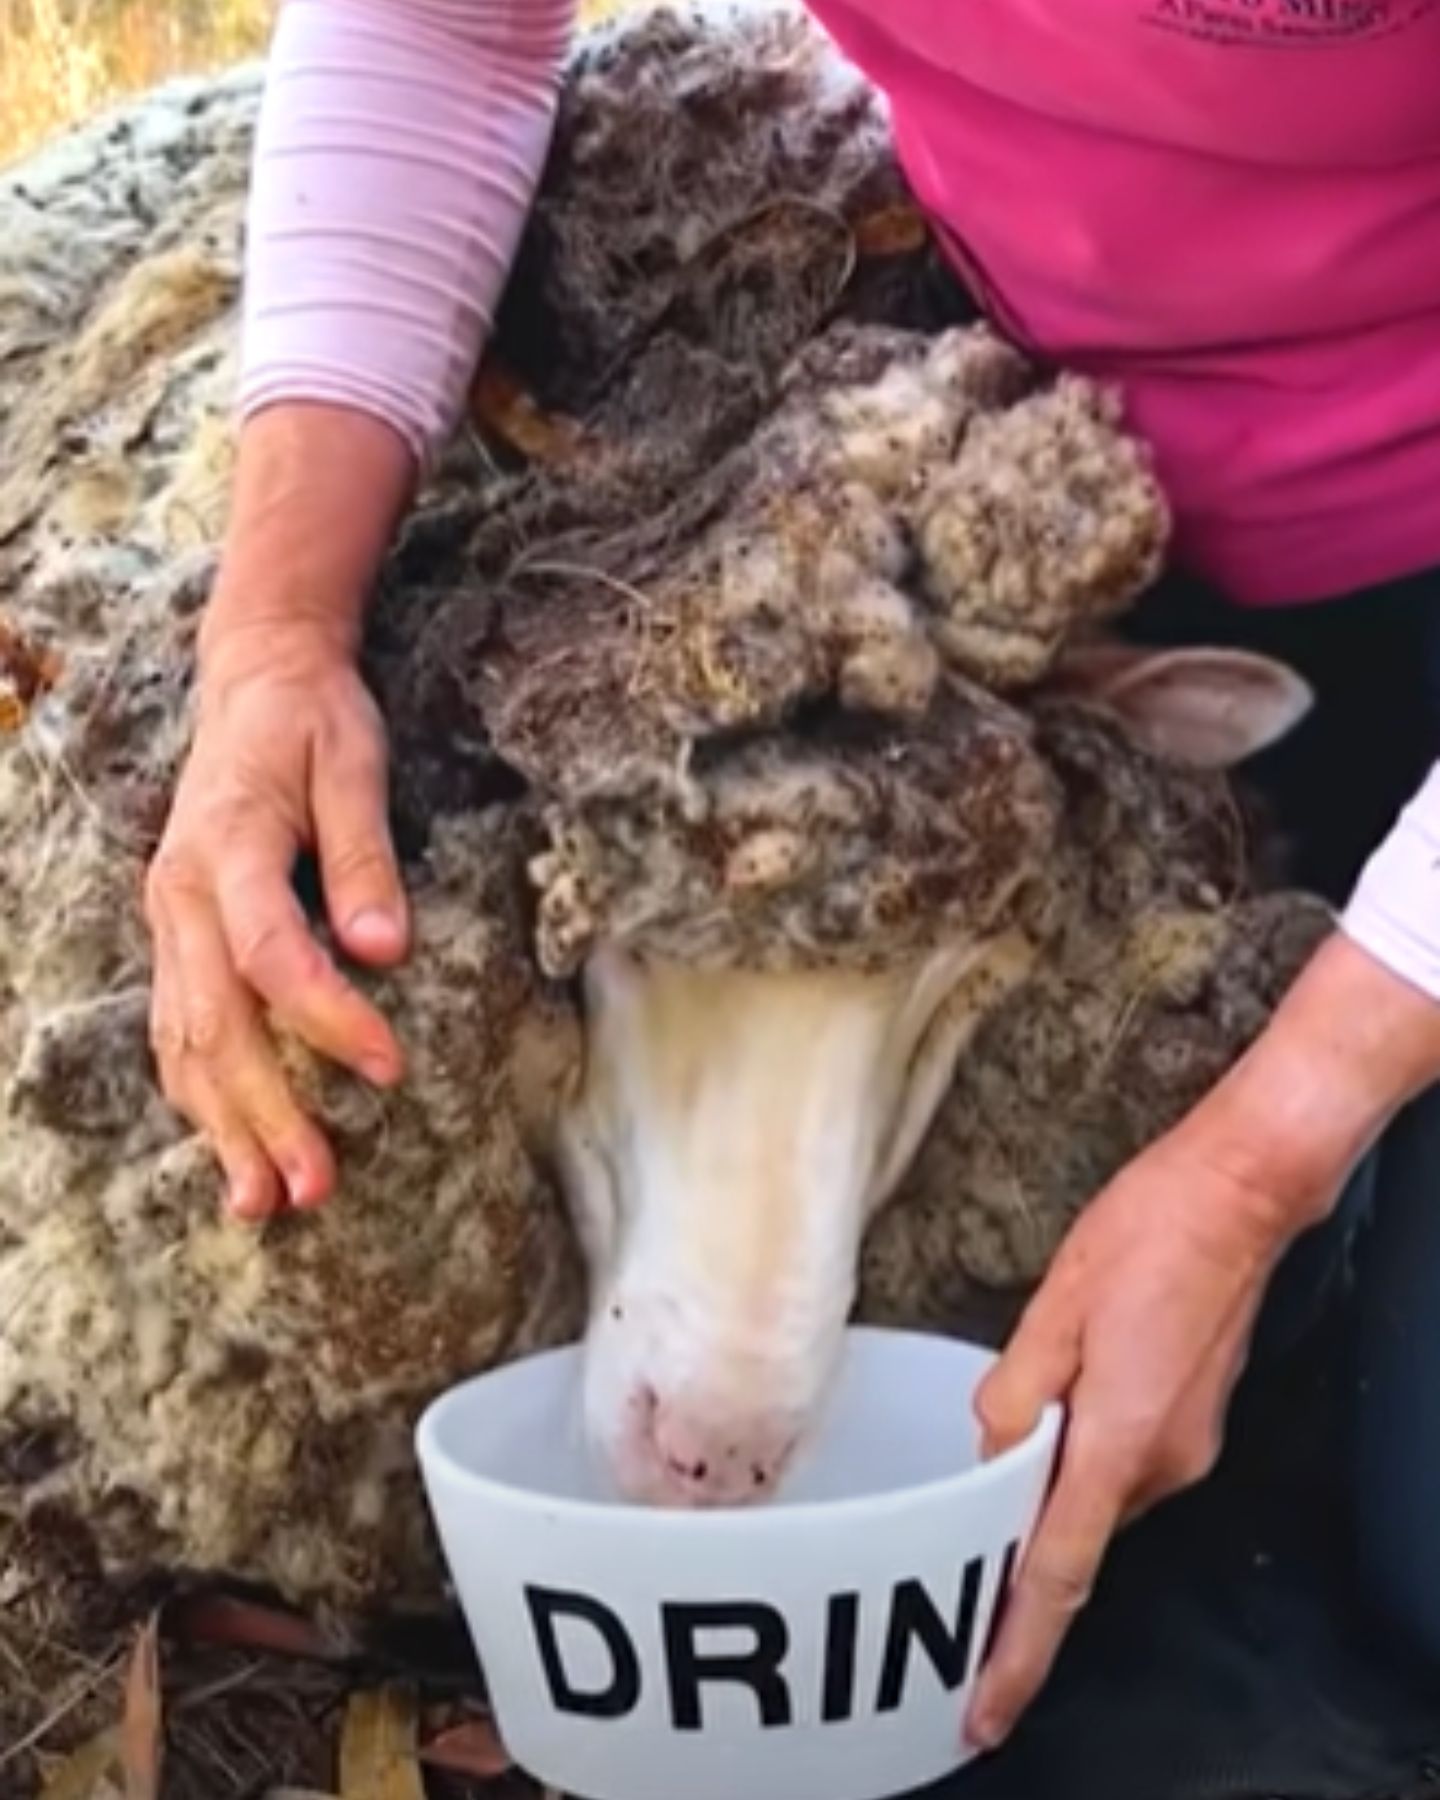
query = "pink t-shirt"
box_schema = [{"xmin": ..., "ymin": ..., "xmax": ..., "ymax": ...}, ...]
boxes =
[
  {"xmin": 809, "ymin": 0, "xmax": 1440, "ymax": 608},
  {"xmin": 236, "ymin": 0, "xmax": 1440, "ymax": 1008}
]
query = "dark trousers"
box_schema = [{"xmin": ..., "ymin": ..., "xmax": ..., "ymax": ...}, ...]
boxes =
[{"xmin": 1127, "ymin": 565, "xmax": 1440, "ymax": 1669}]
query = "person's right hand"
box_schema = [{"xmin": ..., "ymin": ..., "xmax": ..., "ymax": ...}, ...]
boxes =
[{"xmin": 145, "ymin": 620, "xmax": 410, "ymax": 1222}]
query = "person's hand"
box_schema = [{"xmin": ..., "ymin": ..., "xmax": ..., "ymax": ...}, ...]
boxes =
[
  {"xmin": 964, "ymin": 929, "xmax": 1440, "ymax": 1752},
  {"xmin": 145, "ymin": 620, "xmax": 410, "ymax": 1222},
  {"xmin": 963, "ymin": 1115, "xmax": 1302, "ymax": 1750}
]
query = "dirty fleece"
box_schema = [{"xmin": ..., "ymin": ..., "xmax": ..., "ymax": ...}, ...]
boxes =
[{"xmin": 0, "ymin": 0, "xmax": 1329, "ymax": 1670}]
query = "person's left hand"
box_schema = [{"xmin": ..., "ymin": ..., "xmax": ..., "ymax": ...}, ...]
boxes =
[
  {"xmin": 962, "ymin": 1093, "xmax": 1334, "ymax": 1752},
  {"xmin": 958, "ymin": 917, "xmax": 1440, "ymax": 1753}
]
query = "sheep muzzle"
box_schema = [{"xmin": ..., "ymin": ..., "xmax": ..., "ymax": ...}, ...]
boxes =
[{"xmin": 556, "ymin": 935, "xmax": 1038, "ymax": 1506}]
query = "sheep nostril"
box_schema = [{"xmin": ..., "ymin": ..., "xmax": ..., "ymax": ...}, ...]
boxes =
[{"xmin": 665, "ymin": 1454, "xmax": 709, "ymax": 1483}]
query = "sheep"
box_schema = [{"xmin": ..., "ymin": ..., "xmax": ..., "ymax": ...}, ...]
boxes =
[{"xmin": 0, "ymin": 0, "xmax": 1331, "ymax": 1639}]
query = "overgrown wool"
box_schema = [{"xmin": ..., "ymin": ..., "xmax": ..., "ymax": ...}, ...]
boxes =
[{"xmin": 0, "ymin": 0, "xmax": 1329, "ymax": 1669}]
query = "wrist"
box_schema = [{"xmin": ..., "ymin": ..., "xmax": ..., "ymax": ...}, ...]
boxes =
[
  {"xmin": 198, "ymin": 586, "xmax": 372, "ymax": 685},
  {"xmin": 1197, "ymin": 930, "xmax": 1440, "ymax": 1230},
  {"xmin": 197, "ymin": 608, "xmax": 360, "ymax": 691},
  {"xmin": 199, "ymin": 399, "xmax": 415, "ymax": 670}
]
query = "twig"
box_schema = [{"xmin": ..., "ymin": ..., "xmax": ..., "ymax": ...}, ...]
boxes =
[
  {"xmin": 510, "ymin": 556, "xmax": 658, "ymax": 616},
  {"xmin": 0, "ymin": 1647, "xmax": 127, "ymax": 1774},
  {"xmin": 172, "ymin": 1659, "xmax": 265, "ymax": 1714}
]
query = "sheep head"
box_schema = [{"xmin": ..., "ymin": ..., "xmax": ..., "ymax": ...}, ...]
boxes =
[
  {"xmin": 462, "ymin": 320, "xmax": 1312, "ymax": 1506},
  {"xmin": 546, "ymin": 696, "xmax": 1058, "ymax": 1503}
]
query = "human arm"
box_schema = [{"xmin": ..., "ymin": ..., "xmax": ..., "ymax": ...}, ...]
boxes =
[
  {"xmin": 965, "ymin": 775, "xmax": 1440, "ymax": 1748},
  {"xmin": 147, "ymin": 0, "xmax": 575, "ymax": 1221}
]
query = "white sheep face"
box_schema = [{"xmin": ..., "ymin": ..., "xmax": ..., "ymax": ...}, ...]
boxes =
[
  {"xmin": 555, "ymin": 938, "xmax": 1024, "ymax": 1506},
  {"xmin": 547, "ymin": 643, "xmax": 1316, "ymax": 1509}
]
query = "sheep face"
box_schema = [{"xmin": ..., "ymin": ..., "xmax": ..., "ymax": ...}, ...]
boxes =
[
  {"xmin": 543, "ymin": 642, "xmax": 1314, "ymax": 1509},
  {"xmin": 507, "ymin": 653, "xmax": 1060, "ymax": 1508},
  {"xmin": 558, "ymin": 936, "xmax": 1037, "ymax": 1506}
]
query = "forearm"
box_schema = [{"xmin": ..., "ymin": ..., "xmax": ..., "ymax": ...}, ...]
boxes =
[
  {"xmin": 1342, "ymin": 761, "xmax": 1440, "ymax": 1012},
  {"xmin": 211, "ymin": 0, "xmax": 574, "ymax": 662},
  {"xmin": 201, "ymin": 402, "xmax": 414, "ymax": 665},
  {"xmin": 240, "ymin": 0, "xmax": 573, "ymax": 465},
  {"xmin": 1173, "ymin": 753, "xmax": 1440, "ymax": 1230},
  {"xmin": 1206, "ymin": 929, "xmax": 1440, "ymax": 1221}
]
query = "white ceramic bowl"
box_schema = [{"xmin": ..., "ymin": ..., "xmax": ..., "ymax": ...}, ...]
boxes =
[{"xmin": 415, "ymin": 1326, "xmax": 1061, "ymax": 1800}]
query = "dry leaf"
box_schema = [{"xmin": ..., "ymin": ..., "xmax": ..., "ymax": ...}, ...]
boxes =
[
  {"xmin": 419, "ymin": 1717, "xmax": 513, "ymax": 1779},
  {"xmin": 37, "ymin": 1729, "xmax": 121, "ymax": 1800},
  {"xmin": 853, "ymin": 203, "xmax": 929, "ymax": 258},
  {"xmin": 120, "ymin": 1614, "xmax": 163, "ymax": 1800},
  {"xmin": 168, "ymin": 1592, "xmax": 348, "ymax": 1662},
  {"xmin": 470, "ymin": 361, "xmax": 594, "ymax": 467},
  {"xmin": 338, "ymin": 1687, "xmax": 425, "ymax": 1800},
  {"xmin": 0, "ymin": 613, "xmax": 63, "ymax": 732}
]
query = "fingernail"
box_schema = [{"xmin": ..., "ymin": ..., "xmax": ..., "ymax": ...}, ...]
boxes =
[
  {"xmin": 361, "ymin": 1051, "xmax": 400, "ymax": 1087},
  {"xmin": 226, "ymin": 1184, "xmax": 270, "ymax": 1226},
  {"xmin": 346, "ymin": 907, "xmax": 401, "ymax": 951},
  {"xmin": 967, "ymin": 1710, "xmax": 1006, "ymax": 1752},
  {"xmin": 284, "ymin": 1163, "xmax": 327, "ymax": 1210}
]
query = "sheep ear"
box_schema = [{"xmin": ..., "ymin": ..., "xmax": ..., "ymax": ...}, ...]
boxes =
[{"xmin": 1059, "ymin": 644, "xmax": 1314, "ymax": 769}]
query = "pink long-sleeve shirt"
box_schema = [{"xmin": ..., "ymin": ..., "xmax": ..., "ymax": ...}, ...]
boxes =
[{"xmin": 237, "ymin": 0, "xmax": 1440, "ymax": 1008}]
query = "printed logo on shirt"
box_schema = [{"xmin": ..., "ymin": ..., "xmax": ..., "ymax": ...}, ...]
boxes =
[{"xmin": 1144, "ymin": 0, "xmax": 1437, "ymax": 46}]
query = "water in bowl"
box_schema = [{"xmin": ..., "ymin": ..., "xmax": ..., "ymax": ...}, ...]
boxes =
[{"xmin": 432, "ymin": 1329, "xmax": 988, "ymax": 1511}]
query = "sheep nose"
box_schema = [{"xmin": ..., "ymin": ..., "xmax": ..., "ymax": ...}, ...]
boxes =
[{"xmin": 648, "ymin": 1402, "xmax": 798, "ymax": 1507}]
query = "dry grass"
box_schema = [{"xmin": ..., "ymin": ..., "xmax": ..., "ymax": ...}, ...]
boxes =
[
  {"xmin": 0, "ymin": 0, "xmax": 631, "ymax": 168},
  {"xmin": 1, "ymin": 0, "xmax": 273, "ymax": 166},
  {"xmin": 0, "ymin": 1547, "xmax": 544, "ymax": 1800}
]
